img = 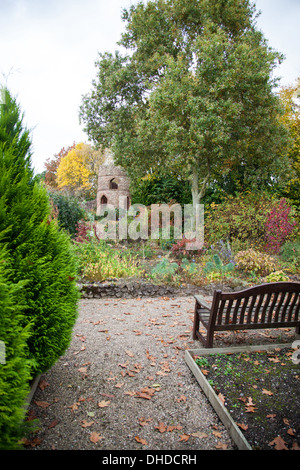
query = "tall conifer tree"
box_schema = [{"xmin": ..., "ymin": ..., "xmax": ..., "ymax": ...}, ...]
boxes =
[{"xmin": 0, "ymin": 88, "xmax": 79, "ymax": 375}]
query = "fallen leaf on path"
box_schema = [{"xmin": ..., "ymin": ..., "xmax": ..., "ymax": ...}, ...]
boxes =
[
  {"xmin": 135, "ymin": 436, "xmax": 147, "ymax": 445},
  {"xmin": 167, "ymin": 424, "xmax": 183, "ymax": 432},
  {"xmin": 21, "ymin": 437, "xmax": 42, "ymax": 448},
  {"xmin": 139, "ymin": 417, "xmax": 152, "ymax": 427},
  {"xmin": 135, "ymin": 387, "xmax": 155, "ymax": 400},
  {"xmin": 179, "ymin": 434, "xmax": 190, "ymax": 442},
  {"xmin": 74, "ymin": 345, "xmax": 86, "ymax": 355},
  {"xmin": 118, "ymin": 362, "xmax": 129, "ymax": 369},
  {"xmin": 191, "ymin": 431, "xmax": 208, "ymax": 439},
  {"xmin": 38, "ymin": 380, "xmax": 49, "ymax": 391},
  {"xmin": 124, "ymin": 391, "xmax": 136, "ymax": 396},
  {"xmin": 176, "ymin": 395, "xmax": 187, "ymax": 403},
  {"xmin": 100, "ymin": 393, "xmax": 114, "ymax": 398},
  {"xmin": 155, "ymin": 422, "xmax": 167, "ymax": 433},
  {"xmin": 78, "ymin": 367, "xmax": 88, "ymax": 375},
  {"xmin": 154, "ymin": 422, "xmax": 183, "ymax": 433},
  {"xmin": 81, "ymin": 420, "xmax": 94, "ymax": 428},
  {"xmin": 68, "ymin": 402, "xmax": 79, "ymax": 412},
  {"xmin": 115, "ymin": 383, "xmax": 124, "ymax": 388},
  {"xmin": 34, "ymin": 401, "xmax": 51, "ymax": 408},
  {"xmin": 90, "ymin": 432, "xmax": 102, "ymax": 444},
  {"xmin": 98, "ymin": 400, "xmax": 111, "ymax": 408},
  {"xmin": 146, "ymin": 350, "xmax": 156, "ymax": 363},
  {"xmin": 125, "ymin": 350, "xmax": 134, "ymax": 357},
  {"xmin": 48, "ymin": 419, "xmax": 59, "ymax": 429},
  {"xmin": 215, "ymin": 441, "xmax": 228, "ymax": 450}
]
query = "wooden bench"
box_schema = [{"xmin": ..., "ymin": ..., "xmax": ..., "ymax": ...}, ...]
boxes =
[{"xmin": 192, "ymin": 282, "xmax": 300, "ymax": 348}]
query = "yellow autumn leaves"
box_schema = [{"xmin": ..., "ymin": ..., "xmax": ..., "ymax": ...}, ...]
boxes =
[{"xmin": 56, "ymin": 142, "xmax": 105, "ymax": 197}]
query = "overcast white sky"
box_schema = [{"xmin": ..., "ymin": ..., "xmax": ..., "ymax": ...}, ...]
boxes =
[{"xmin": 1, "ymin": 0, "xmax": 300, "ymax": 174}]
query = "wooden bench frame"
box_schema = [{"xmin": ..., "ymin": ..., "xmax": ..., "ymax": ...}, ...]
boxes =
[{"xmin": 192, "ymin": 282, "xmax": 300, "ymax": 348}]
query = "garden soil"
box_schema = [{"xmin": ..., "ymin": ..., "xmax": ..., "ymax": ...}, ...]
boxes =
[{"xmin": 24, "ymin": 295, "xmax": 298, "ymax": 452}]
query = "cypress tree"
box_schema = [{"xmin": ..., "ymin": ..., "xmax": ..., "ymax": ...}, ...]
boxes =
[
  {"xmin": 0, "ymin": 246, "xmax": 32, "ymax": 449},
  {"xmin": 0, "ymin": 87, "xmax": 80, "ymax": 375}
]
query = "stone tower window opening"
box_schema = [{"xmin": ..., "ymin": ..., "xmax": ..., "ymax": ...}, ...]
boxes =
[
  {"xmin": 100, "ymin": 195, "xmax": 108, "ymax": 205},
  {"xmin": 109, "ymin": 178, "xmax": 119, "ymax": 190}
]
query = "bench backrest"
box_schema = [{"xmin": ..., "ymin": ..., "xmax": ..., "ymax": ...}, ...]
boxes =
[{"xmin": 210, "ymin": 282, "xmax": 300, "ymax": 328}]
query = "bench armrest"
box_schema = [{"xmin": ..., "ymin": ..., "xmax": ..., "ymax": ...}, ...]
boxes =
[{"xmin": 194, "ymin": 295, "xmax": 211, "ymax": 311}]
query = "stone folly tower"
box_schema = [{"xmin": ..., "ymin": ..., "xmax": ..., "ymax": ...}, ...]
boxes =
[{"xmin": 96, "ymin": 150, "xmax": 131, "ymax": 215}]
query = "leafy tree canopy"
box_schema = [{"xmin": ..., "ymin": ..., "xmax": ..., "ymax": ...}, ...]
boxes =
[
  {"xmin": 277, "ymin": 78, "xmax": 300, "ymax": 208},
  {"xmin": 79, "ymin": 0, "xmax": 289, "ymax": 205},
  {"xmin": 56, "ymin": 142, "xmax": 105, "ymax": 198}
]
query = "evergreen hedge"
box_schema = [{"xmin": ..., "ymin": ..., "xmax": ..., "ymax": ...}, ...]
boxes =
[
  {"xmin": 0, "ymin": 87, "xmax": 80, "ymax": 448},
  {"xmin": 0, "ymin": 248, "xmax": 32, "ymax": 450}
]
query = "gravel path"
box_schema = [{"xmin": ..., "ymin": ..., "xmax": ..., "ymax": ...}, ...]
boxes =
[{"xmin": 25, "ymin": 295, "xmax": 236, "ymax": 451}]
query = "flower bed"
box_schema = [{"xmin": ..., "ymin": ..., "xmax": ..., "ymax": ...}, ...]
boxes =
[{"xmin": 185, "ymin": 344, "xmax": 300, "ymax": 450}]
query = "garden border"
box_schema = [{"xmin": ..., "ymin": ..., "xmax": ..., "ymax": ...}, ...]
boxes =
[
  {"xmin": 184, "ymin": 343, "xmax": 294, "ymax": 451},
  {"xmin": 78, "ymin": 279, "xmax": 246, "ymax": 299},
  {"xmin": 78, "ymin": 280, "xmax": 201, "ymax": 298}
]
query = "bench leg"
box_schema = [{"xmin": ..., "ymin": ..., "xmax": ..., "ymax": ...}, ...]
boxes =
[
  {"xmin": 296, "ymin": 325, "xmax": 300, "ymax": 335},
  {"xmin": 192, "ymin": 301, "xmax": 199, "ymax": 340},
  {"xmin": 206, "ymin": 328, "xmax": 214, "ymax": 348}
]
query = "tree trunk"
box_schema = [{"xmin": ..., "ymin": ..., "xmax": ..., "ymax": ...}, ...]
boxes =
[{"xmin": 191, "ymin": 166, "xmax": 210, "ymax": 209}]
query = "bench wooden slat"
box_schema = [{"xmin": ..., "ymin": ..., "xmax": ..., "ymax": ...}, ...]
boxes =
[
  {"xmin": 193, "ymin": 282, "xmax": 300, "ymax": 348},
  {"xmin": 254, "ymin": 293, "xmax": 264, "ymax": 323},
  {"xmin": 238, "ymin": 297, "xmax": 248, "ymax": 325},
  {"xmin": 281, "ymin": 291, "xmax": 293, "ymax": 321},
  {"xmin": 246, "ymin": 295, "xmax": 257, "ymax": 324},
  {"xmin": 217, "ymin": 298, "xmax": 226, "ymax": 324},
  {"xmin": 260, "ymin": 292, "xmax": 272, "ymax": 323},
  {"xmin": 294, "ymin": 295, "xmax": 300, "ymax": 319},
  {"xmin": 267, "ymin": 292, "xmax": 279, "ymax": 323},
  {"xmin": 287, "ymin": 293, "xmax": 298, "ymax": 321}
]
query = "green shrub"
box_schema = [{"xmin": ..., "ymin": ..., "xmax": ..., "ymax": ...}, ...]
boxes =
[
  {"xmin": 131, "ymin": 174, "xmax": 191, "ymax": 206},
  {"xmin": 264, "ymin": 271, "xmax": 289, "ymax": 283},
  {"xmin": 150, "ymin": 258, "xmax": 179, "ymax": 282},
  {"xmin": 74, "ymin": 239, "xmax": 142, "ymax": 281},
  {"xmin": 0, "ymin": 249, "xmax": 32, "ymax": 449},
  {"xmin": 205, "ymin": 193, "xmax": 280, "ymax": 251},
  {"xmin": 235, "ymin": 249, "xmax": 277, "ymax": 276},
  {"xmin": 48, "ymin": 191, "xmax": 86, "ymax": 237},
  {"xmin": 279, "ymin": 240, "xmax": 300, "ymax": 270},
  {"xmin": 203, "ymin": 254, "xmax": 235, "ymax": 280}
]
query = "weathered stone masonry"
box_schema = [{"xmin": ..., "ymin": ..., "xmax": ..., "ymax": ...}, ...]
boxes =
[{"xmin": 96, "ymin": 162, "xmax": 131, "ymax": 214}]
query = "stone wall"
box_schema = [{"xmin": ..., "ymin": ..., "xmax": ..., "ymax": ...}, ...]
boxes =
[
  {"xmin": 78, "ymin": 280, "xmax": 200, "ymax": 299},
  {"xmin": 78, "ymin": 279, "xmax": 242, "ymax": 299}
]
